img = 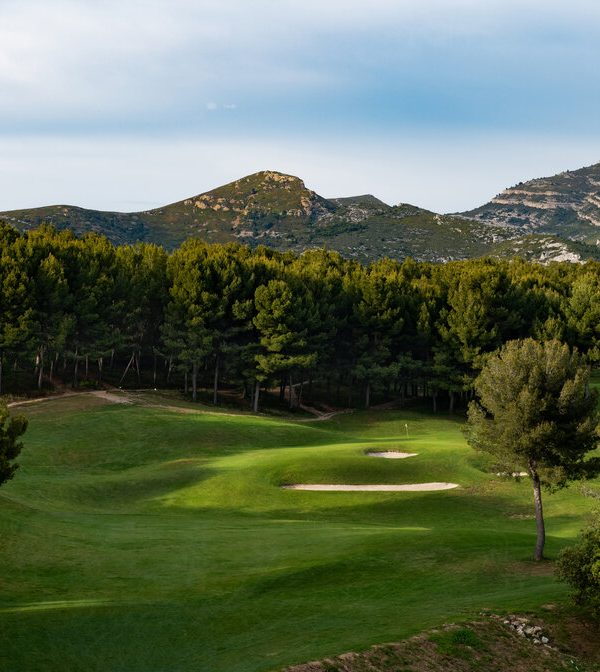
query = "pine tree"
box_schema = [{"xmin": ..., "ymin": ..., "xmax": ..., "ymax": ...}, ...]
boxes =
[
  {"xmin": 466, "ymin": 338, "xmax": 600, "ymax": 561},
  {"xmin": 0, "ymin": 403, "xmax": 28, "ymax": 487}
]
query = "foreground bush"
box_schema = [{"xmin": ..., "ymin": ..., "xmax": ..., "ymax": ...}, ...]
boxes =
[{"xmin": 557, "ymin": 513, "xmax": 600, "ymax": 613}]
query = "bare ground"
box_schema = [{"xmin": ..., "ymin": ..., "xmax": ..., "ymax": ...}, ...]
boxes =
[{"xmin": 283, "ymin": 614, "xmax": 600, "ymax": 672}]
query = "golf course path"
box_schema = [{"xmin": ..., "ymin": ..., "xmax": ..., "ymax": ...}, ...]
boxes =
[
  {"xmin": 296, "ymin": 404, "xmax": 353, "ymax": 422},
  {"xmin": 90, "ymin": 390, "xmax": 132, "ymax": 404},
  {"xmin": 7, "ymin": 392, "xmax": 80, "ymax": 407},
  {"xmin": 282, "ymin": 483, "xmax": 459, "ymax": 492}
]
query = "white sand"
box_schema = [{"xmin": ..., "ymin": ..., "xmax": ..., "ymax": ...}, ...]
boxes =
[
  {"xmin": 495, "ymin": 471, "xmax": 529, "ymax": 478},
  {"xmin": 367, "ymin": 451, "xmax": 417, "ymax": 459},
  {"xmin": 282, "ymin": 483, "xmax": 458, "ymax": 492}
]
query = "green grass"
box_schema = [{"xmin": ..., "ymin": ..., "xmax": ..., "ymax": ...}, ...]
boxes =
[
  {"xmin": 0, "ymin": 395, "xmax": 597, "ymax": 671},
  {"xmin": 428, "ymin": 626, "xmax": 484, "ymax": 657}
]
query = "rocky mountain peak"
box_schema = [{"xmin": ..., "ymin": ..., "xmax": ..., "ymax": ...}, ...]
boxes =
[{"xmin": 461, "ymin": 161, "xmax": 600, "ymax": 244}]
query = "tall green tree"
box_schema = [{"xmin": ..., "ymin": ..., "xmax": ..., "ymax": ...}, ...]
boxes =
[
  {"xmin": 0, "ymin": 403, "xmax": 28, "ymax": 487},
  {"xmin": 564, "ymin": 268, "xmax": 600, "ymax": 362},
  {"xmin": 253, "ymin": 277, "xmax": 319, "ymax": 411},
  {"xmin": 161, "ymin": 242, "xmax": 214, "ymax": 401},
  {"xmin": 466, "ymin": 339, "xmax": 600, "ymax": 561},
  {"xmin": 0, "ymin": 242, "xmax": 35, "ymax": 394},
  {"xmin": 435, "ymin": 260, "xmax": 526, "ymax": 411}
]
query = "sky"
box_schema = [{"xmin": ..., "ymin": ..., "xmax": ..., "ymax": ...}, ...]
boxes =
[{"xmin": 1, "ymin": 0, "xmax": 600, "ymax": 213}]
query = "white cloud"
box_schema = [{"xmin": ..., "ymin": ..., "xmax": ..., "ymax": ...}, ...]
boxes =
[
  {"xmin": 1, "ymin": 0, "xmax": 599, "ymax": 129},
  {"xmin": 0, "ymin": 1, "xmax": 599, "ymax": 211}
]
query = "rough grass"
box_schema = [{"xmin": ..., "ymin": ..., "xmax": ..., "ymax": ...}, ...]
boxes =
[{"xmin": 0, "ymin": 394, "xmax": 597, "ymax": 671}]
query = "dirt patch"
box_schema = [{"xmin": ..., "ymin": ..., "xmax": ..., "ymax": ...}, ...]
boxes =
[
  {"xmin": 282, "ymin": 617, "xmax": 594, "ymax": 672},
  {"xmin": 7, "ymin": 392, "xmax": 80, "ymax": 408},
  {"xmin": 282, "ymin": 483, "xmax": 458, "ymax": 492},
  {"xmin": 544, "ymin": 612, "xmax": 600, "ymax": 665},
  {"xmin": 90, "ymin": 391, "xmax": 132, "ymax": 404}
]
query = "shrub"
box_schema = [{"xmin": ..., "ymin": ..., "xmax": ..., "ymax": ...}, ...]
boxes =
[{"xmin": 556, "ymin": 514, "xmax": 600, "ymax": 613}]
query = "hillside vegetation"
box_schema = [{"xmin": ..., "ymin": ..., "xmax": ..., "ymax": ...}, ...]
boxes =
[{"xmin": 3, "ymin": 167, "xmax": 600, "ymax": 263}]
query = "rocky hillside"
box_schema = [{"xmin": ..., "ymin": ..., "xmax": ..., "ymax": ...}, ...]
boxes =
[
  {"xmin": 282, "ymin": 613, "xmax": 600, "ymax": 672},
  {"xmin": 0, "ymin": 171, "xmax": 334, "ymax": 249},
  {"xmin": 2, "ymin": 169, "xmax": 600, "ymax": 263},
  {"xmin": 461, "ymin": 161, "xmax": 600, "ymax": 245}
]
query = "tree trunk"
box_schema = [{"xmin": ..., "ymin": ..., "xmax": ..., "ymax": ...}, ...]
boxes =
[
  {"xmin": 49, "ymin": 357, "xmax": 54, "ymax": 386},
  {"xmin": 432, "ymin": 391, "xmax": 437, "ymax": 414},
  {"xmin": 97, "ymin": 357, "xmax": 103, "ymax": 384},
  {"xmin": 253, "ymin": 379, "xmax": 260, "ymax": 413},
  {"xmin": 365, "ymin": 381, "xmax": 371, "ymax": 409},
  {"xmin": 279, "ymin": 379, "xmax": 286, "ymax": 402},
  {"xmin": 289, "ymin": 372, "xmax": 294, "ymax": 409},
  {"xmin": 0, "ymin": 350, "xmax": 4, "ymax": 395},
  {"xmin": 529, "ymin": 460, "xmax": 546, "ymax": 561},
  {"xmin": 85, "ymin": 354, "xmax": 89, "ymax": 380},
  {"xmin": 37, "ymin": 346, "xmax": 44, "ymax": 391},
  {"xmin": 184, "ymin": 370, "xmax": 188, "ymax": 394},
  {"xmin": 192, "ymin": 361, "xmax": 198, "ymax": 402},
  {"xmin": 213, "ymin": 355, "xmax": 219, "ymax": 405},
  {"xmin": 119, "ymin": 352, "xmax": 135, "ymax": 386},
  {"xmin": 153, "ymin": 351, "xmax": 157, "ymax": 388},
  {"xmin": 73, "ymin": 350, "xmax": 79, "ymax": 388},
  {"xmin": 449, "ymin": 390, "xmax": 455, "ymax": 414}
]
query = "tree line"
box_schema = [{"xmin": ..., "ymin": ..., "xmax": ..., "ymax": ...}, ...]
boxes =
[{"xmin": 1, "ymin": 222, "xmax": 599, "ymax": 410}]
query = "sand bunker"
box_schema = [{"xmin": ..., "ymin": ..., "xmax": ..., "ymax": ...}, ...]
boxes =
[
  {"xmin": 282, "ymin": 483, "xmax": 458, "ymax": 492},
  {"xmin": 367, "ymin": 451, "xmax": 417, "ymax": 459},
  {"xmin": 496, "ymin": 471, "xmax": 529, "ymax": 478}
]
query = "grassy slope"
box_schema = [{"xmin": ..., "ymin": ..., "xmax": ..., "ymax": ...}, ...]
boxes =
[{"xmin": 0, "ymin": 395, "xmax": 597, "ymax": 671}]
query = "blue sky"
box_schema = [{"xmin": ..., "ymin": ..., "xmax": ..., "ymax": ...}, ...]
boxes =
[{"xmin": 1, "ymin": 0, "xmax": 600, "ymax": 212}]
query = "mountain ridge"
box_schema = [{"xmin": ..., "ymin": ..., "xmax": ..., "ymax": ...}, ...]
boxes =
[
  {"xmin": 2, "ymin": 166, "xmax": 600, "ymax": 264},
  {"xmin": 460, "ymin": 161, "xmax": 600, "ymax": 245}
]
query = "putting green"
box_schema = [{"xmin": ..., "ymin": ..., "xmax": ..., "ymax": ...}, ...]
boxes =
[{"xmin": 0, "ymin": 393, "xmax": 597, "ymax": 672}]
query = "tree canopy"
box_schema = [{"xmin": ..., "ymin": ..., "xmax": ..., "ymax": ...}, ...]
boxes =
[
  {"xmin": 466, "ymin": 338, "xmax": 600, "ymax": 561},
  {"xmin": 0, "ymin": 403, "xmax": 28, "ymax": 487},
  {"xmin": 1, "ymin": 222, "xmax": 600, "ymax": 415}
]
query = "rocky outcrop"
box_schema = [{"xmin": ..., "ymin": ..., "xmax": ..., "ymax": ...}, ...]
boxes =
[{"xmin": 461, "ymin": 162, "xmax": 600, "ymax": 244}]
